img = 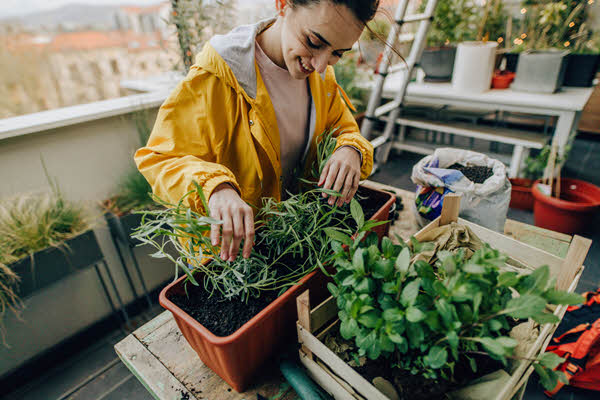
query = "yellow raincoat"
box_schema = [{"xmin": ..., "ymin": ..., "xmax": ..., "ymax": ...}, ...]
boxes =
[{"xmin": 135, "ymin": 19, "xmax": 373, "ymax": 212}]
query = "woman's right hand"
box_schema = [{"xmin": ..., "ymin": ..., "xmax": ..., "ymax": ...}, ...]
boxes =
[{"xmin": 208, "ymin": 183, "xmax": 255, "ymax": 261}]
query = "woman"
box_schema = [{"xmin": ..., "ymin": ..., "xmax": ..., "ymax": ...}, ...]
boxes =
[{"xmin": 135, "ymin": 0, "xmax": 380, "ymax": 263}]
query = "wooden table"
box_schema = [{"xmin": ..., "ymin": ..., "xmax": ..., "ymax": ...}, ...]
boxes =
[{"xmin": 114, "ymin": 182, "xmax": 573, "ymax": 399}]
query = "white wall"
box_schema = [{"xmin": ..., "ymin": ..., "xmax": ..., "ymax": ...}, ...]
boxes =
[{"xmin": 0, "ymin": 94, "xmax": 175, "ymax": 377}]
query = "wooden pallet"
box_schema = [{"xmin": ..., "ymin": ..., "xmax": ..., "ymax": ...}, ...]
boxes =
[{"xmin": 296, "ymin": 195, "xmax": 591, "ymax": 400}]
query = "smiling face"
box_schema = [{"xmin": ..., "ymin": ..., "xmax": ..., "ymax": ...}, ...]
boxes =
[{"xmin": 279, "ymin": 2, "xmax": 364, "ymax": 79}]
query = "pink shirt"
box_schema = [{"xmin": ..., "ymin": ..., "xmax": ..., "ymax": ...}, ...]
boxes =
[{"xmin": 255, "ymin": 40, "xmax": 310, "ymax": 194}]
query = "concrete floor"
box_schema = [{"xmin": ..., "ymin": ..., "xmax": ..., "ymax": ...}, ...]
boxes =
[{"xmin": 5, "ymin": 136, "xmax": 600, "ymax": 400}]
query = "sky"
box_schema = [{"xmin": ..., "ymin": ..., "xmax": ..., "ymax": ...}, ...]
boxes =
[{"xmin": 0, "ymin": 0, "xmax": 168, "ymax": 18}]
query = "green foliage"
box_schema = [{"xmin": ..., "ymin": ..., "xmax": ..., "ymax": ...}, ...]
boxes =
[
  {"xmin": 423, "ymin": 0, "xmax": 477, "ymax": 47},
  {"xmin": 523, "ymin": 144, "xmax": 570, "ymax": 180},
  {"xmin": 332, "ymin": 53, "xmax": 369, "ymax": 114},
  {"xmin": 327, "ymin": 232, "xmax": 583, "ymax": 385},
  {"xmin": 0, "ymin": 183, "xmax": 93, "ymax": 345}
]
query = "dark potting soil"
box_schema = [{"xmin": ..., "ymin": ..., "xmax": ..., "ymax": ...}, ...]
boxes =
[
  {"xmin": 447, "ymin": 163, "xmax": 494, "ymax": 184},
  {"xmin": 168, "ymin": 282, "xmax": 280, "ymax": 337},
  {"xmin": 168, "ymin": 191, "xmax": 385, "ymax": 337},
  {"xmin": 354, "ymin": 351, "xmax": 503, "ymax": 400}
]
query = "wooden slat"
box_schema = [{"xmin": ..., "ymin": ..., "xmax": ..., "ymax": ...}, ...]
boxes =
[
  {"xmin": 413, "ymin": 216, "xmax": 440, "ymax": 241},
  {"xmin": 458, "ymin": 218, "xmax": 565, "ymax": 275},
  {"xmin": 310, "ymin": 296, "xmax": 338, "ymax": 333},
  {"xmin": 297, "ymin": 325, "xmax": 389, "ymax": 400},
  {"xmin": 439, "ymin": 194, "xmax": 460, "ymax": 226},
  {"xmin": 133, "ymin": 310, "xmax": 172, "ymax": 341},
  {"xmin": 396, "ymin": 116, "xmax": 547, "ymax": 148},
  {"xmin": 115, "ymin": 335, "xmax": 194, "ymax": 400},
  {"xmin": 503, "ymin": 219, "xmax": 571, "ymax": 259},
  {"xmin": 557, "ymin": 235, "xmax": 592, "ymax": 291},
  {"xmin": 297, "ymin": 290, "xmax": 313, "ymax": 359},
  {"xmin": 299, "ymin": 352, "xmax": 362, "ymax": 400}
]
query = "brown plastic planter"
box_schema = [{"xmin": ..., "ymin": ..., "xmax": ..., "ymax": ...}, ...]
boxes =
[{"xmin": 159, "ymin": 186, "xmax": 395, "ymax": 392}]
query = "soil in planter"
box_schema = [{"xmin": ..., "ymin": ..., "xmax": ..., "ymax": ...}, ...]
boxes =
[
  {"xmin": 447, "ymin": 163, "xmax": 493, "ymax": 184},
  {"xmin": 168, "ymin": 192, "xmax": 385, "ymax": 337}
]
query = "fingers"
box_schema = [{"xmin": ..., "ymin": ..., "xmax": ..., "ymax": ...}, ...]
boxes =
[
  {"xmin": 331, "ymin": 164, "xmax": 348, "ymax": 206},
  {"xmin": 242, "ymin": 211, "xmax": 255, "ymax": 259},
  {"xmin": 341, "ymin": 171, "xmax": 358, "ymax": 205},
  {"xmin": 319, "ymin": 163, "xmax": 330, "ymax": 197},
  {"xmin": 228, "ymin": 209, "xmax": 244, "ymax": 261},
  {"xmin": 220, "ymin": 214, "xmax": 233, "ymax": 261},
  {"xmin": 210, "ymin": 209, "xmax": 221, "ymax": 247}
]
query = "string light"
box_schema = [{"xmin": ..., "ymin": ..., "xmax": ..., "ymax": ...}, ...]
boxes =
[
  {"xmin": 514, "ymin": 38, "xmax": 524, "ymax": 45},
  {"xmin": 497, "ymin": 37, "xmax": 504, "ymax": 43},
  {"xmin": 588, "ymin": 0, "xmax": 594, "ymax": 4},
  {"xmin": 564, "ymin": 41, "xmax": 571, "ymax": 47},
  {"xmin": 520, "ymin": 8, "xmax": 527, "ymax": 14},
  {"xmin": 520, "ymin": 33, "xmax": 527, "ymax": 39},
  {"xmin": 569, "ymin": 22, "xmax": 575, "ymax": 28}
]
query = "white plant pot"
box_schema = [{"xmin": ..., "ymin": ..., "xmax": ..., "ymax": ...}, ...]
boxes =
[{"xmin": 452, "ymin": 41, "xmax": 498, "ymax": 93}]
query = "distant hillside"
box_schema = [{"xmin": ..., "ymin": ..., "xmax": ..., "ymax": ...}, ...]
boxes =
[{"xmin": 0, "ymin": 4, "xmax": 121, "ymax": 30}]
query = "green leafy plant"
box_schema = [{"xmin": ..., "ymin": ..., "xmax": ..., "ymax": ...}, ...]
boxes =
[
  {"xmin": 326, "ymin": 231, "xmax": 582, "ymax": 390},
  {"xmin": 132, "ymin": 129, "xmax": 387, "ymax": 301},
  {"xmin": 423, "ymin": 0, "xmax": 477, "ymax": 47},
  {"xmin": 523, "ymin": 144, "xmax": 570, "ymax": 180},
  {"xmin": 0, "ymin": 182, "xmax": 93, "ymax": 345}
]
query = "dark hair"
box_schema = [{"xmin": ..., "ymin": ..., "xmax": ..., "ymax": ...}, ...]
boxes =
[{"xmin": 277, "ymin": 0, "xmax": 380, "ymax": 25}]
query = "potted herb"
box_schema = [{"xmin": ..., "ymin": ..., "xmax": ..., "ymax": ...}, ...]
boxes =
[
  {"xmin": 133, "ymin": 130, "xmax": 396, "ymax": 392},
  {"xmin": 298, "ymin": 202, "xmax": 586, "ymax": 399},
  {"xmin": 0, "ymin": 183, "xmax": 98, "ymax": 344},
  {"xmin": 511, "ymin": 2, "xmax": 587, "ymax": 93}
]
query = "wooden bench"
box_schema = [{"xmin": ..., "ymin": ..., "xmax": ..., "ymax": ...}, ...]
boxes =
[{"xmin": 392, "ymin": 116, "xmax": 547, "ymax": 177}]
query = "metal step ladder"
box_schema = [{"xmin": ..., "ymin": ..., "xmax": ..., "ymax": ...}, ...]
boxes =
[{"xmin": 360, "ymin": 0, "xmax": 439, "ymax": 171}]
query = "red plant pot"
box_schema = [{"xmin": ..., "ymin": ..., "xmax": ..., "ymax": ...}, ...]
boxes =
[
  {"xmin": 159, "ymin": 186, "xmax": 395, "ymax": 392},
  {"xmin": 531, "ymin": 178, "xmax": 600, "ymax": 234},
  {"xmin": 492, "ymin": 71, "xmax": 515, "ymax": 89},
  {"xmin": 509, "ymin": 178, "xmax": 535, "ymax": 211}
]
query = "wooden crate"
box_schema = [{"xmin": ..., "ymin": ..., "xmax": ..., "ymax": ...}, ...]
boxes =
[{"xmin": 296, "ymin": 195, "xmax": 591, "ymax": 400}]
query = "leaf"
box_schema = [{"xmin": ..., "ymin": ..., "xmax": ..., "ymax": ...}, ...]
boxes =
[
  {"xmin": 533, "ymin": 313, "xmax": 560, "ymax": 325},
  {"xmin": 400, "ymin": 278, "xmax": 421, "ymax": 307},
  {"xmin": 521, "ymin": 265, "xmax": 550, "ymax": 294},
  {"xmin": 355, "ymin": 277, "xmax": 374, "ymax": 294},
  {"xmin": 381, "ymin": 237, "xmax": 394, "ymax": 258},
  {"xmin": 538, "ymin": 352, "xmax": 565, "ymax": 369},
  {"xmin": 496, "ymin": 337, "xmax": 518, "ymax": 350},
  {"xmin": 327, "ymin": 282, "xmax": 339, "ymax": 297},
  {"xmin": 478, "ymin": 337, "xmax": 506, "ymax": 358},
  {"xmin": 358, "ymin": 310, "xmax": 381, "ymax": 328},
  {"xmin": 498, "ymin": 271, "xmax": 519, "ymax": 287},
  {"xmin": 543, "ymin": 289, "xmax": 584, "ymax": 306},
  {"xmin": 395, "ymin": 247, "xmax": 411, "ymax": 278},
  {"xmin": 463, "ymin": 262, "xmax": 486, "ymax": 274},
  {"xmin": 372, "ymin": 259, "xmax": 394, "ymax": 280},
  {"xmin": 447, "ymin": 331, "xmax": 459, "ymax": 356},
  {"xmin": 424, "ymin": 346, "xmax": 448, "ymax": 369},
  {"xmin": 487, "ymin": 319, "xmax": 503, "ymax": 332},
  {"xmin": 350, "ymin": 198, "xmax": 364, "ymax": 230},
  {"xmin": 388, "ymin": 332, "xmax": 406, "ymax": 345},
  {"xmin": 340, "ymin": 317, "xmax": 358, "ymax": 339},
  {"xmin": 534, "ymin": 363, "xmax": 560, "ymax": 392},
  {"xmin": 504, "ymin": 294, "xmax": 547, "ymax": 319},
  {"xmin": 324, "ymin": 227, "xmax": 352, "ymax": 246},
  {"xmin": 406, "ymin": 306, "xmax": 426, "ymax": 322},
  {"xmin": 382, "ymin": 282, "xmax": 397, "ymax": 294},
  {"xmin": 383, "ymin": 308, "xmax": 404, "ymax": 322},
  {"xmin": 341, "ymin": 274, "xmax": 357, "ymax": 287},
  {"xmin": 352, "ymin": 248, "xmax": 365, "ymax": 275}
]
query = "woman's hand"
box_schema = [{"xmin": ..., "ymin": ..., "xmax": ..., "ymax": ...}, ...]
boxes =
[
  {"xmin": 208, "ymin": 183, "xmax": 255, "ymax": 261},
  {"xmin": 318, "ymin": 146, "xmax": 362, "ymax": 207}
]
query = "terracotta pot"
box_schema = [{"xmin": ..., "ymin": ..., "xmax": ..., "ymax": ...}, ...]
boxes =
[
  {"xmin": 159, "ymin": 185, "xmax": 395, "ymax": 392},
  {"xmin": 492, "ymin": 70, "xmax": 515, "ymax": 89},
  {"xmin": 532, "ymin": 178, "xmax": 600, "ymax": 234},
  {"xmin": 509, "ymin": 178, "xmax": 534, "ymax": 211}
]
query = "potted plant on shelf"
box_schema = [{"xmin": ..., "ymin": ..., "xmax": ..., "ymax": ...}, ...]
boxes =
[
  {"xmin": 451, "ymin": 0, "xmax": 507, "ymax": 93},
  {"xmin": 509, "ymin": 145, "xmax": 558, "ymax": 211},
  {"xmin": 511, "ymin": 1, "xmax": 587, "ymax": 93},
  {"xmin": 0, "ymin": 181, "xmax": 98, "ymax": 345},
  {"xmin": 419, "ymin": 0, "xmax": 476, "ymax": 82},
  {"xmin": 132, "ymin": 130, "xmax": 396, "ymax": 392},
  {"xmin": 297, "ymin": 198, "xmax": 587, "ymax": 399}
]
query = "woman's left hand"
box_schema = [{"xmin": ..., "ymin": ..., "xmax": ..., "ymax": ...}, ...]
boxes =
[{"xmin": 318, "ymin": 146, "xmax": 362, "ymax": 207}]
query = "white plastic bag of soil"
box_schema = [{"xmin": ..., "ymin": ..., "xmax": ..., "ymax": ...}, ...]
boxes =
[{"xmin": 411, "ymin": 148, "xmax": 511, "ymax": 232}]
